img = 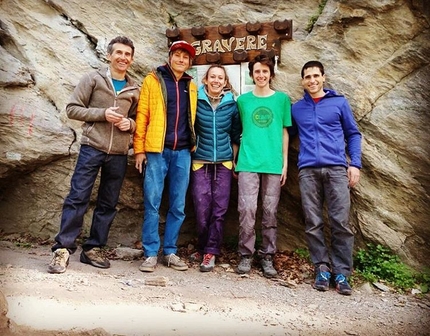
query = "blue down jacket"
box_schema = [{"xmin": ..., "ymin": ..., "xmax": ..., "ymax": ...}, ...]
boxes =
[{"xmin": 192, "ymin": 85, "xmax": 241, "ymax": 162}]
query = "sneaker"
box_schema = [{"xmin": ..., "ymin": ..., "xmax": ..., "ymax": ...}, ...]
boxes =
[
  {"xmin": 189, "ymin": 251, "xmax": 203, "ymax": 263},
  {"xmin": 80, "ymin": 247, "xmax": 110, "ymax": 269},
  {"xmin": 236, "ymin": 255, "xmax": 252, "ymax": 274},
  {"xmin": 48, "ymin": 248, "xmax": 70, "ymax": 274},
  {"xmin": 200, "ymin": 253, "xmax": 215, "ymax": 272},
  {"xmin": 313, "ymin": 264, "xmax": 331, "ymax": 291},
  {"xmin": 260, "ymin": 255, "xmax": 277, "ymax": 278},
  {"xmin": 163, "ymin": 254, "xmax": 188, "ymax": 271},
  {"xmin": 335, "ymin": 274, "xmax": 352, "ymax": 295},
  {"xmin": 139, "ymin": 256, "xmax": 158, "ymax": 272}
]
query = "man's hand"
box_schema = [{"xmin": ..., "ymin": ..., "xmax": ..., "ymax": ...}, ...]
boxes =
[
  {"xmin": 135, "ymin": 153, "xmax": 147, "ymax": 174},
  {"xmin": 280, "ymin": 165, "xmax": 288, "ymax": 186},
  {"xmin": 348, "ymin": 166, "xmax": 360, "ymax": 188},
  {"xmin": 105, "ymin": 107, "xmax": 123, "ymax": 123},
  {"xmin": 105, "ymin": 107, "xmax": 131, "ymax": 131},
  {"xmin": 114, "ymin": 117, "xmax": 131, "ymax": 131}
]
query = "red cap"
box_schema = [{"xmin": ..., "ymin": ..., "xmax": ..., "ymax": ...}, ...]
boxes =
[{"xmin": 169, "ymin": 40, "xmax": 196, "ymax": 58}]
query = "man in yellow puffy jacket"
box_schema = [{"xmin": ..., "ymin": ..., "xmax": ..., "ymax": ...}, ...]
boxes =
[{"xmin": 134, "ymin": 41, "xmax": 197, "ymax": 272}]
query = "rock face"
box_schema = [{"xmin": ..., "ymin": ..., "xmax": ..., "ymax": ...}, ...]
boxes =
[{"xmin": 0, "ymin": 0, "xmax": 429, "ymax": 269}]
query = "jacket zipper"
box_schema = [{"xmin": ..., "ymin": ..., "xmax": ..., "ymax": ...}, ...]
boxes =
[
  {"xmin": 173, "ymin": 80, "xmax": 180, "ymax": 150},
  {"xmin": 107, "ymin": 79, "xmax": 118, "ymax": 154},
  {"xmin": 212, "ymin": 105, "xmax": 217, "ymax": 162}
]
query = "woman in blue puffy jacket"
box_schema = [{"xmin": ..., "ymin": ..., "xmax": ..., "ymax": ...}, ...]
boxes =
[{"xmin": 189, "ymin": 65, "xmax": 241, "ymax": 272}]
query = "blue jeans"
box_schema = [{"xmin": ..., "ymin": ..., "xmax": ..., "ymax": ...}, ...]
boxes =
[
  {"xmin": 142, "ymin": 148, "xmax": 191, "ymax": 256},
  {"xmin": 52, "ymin": 145, "xmax": 127, "ymax": 253},
  {"xmin": 298, "ymin": 166, "xmax": 354, "ymax": 276}
]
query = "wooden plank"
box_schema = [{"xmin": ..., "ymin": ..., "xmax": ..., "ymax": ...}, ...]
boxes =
[{"xmin": 166, "ymin": 20, "xmax": 293, "ymax": 65}]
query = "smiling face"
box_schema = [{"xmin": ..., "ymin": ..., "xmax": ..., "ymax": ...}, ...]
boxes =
[
  {"xmin": 169, "ymin": 49, "xmax": 191, "ymax": 79},
  {"xmin": 107, "ymin": 42, "xmax": 133, "ymax": 77},
  {"xmin": 302, "ymin": 66, "xmax": 325, "ymax": 98},
  {"xmin": 251, "ymin": 62, "xmax": 272, "ymax": 89},
  {"xmin": 204, "ymin": 66, "xmax": 227, "ymax": 97}
]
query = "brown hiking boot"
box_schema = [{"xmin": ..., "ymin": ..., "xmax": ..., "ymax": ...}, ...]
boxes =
[
  {"xmin": 48, "ymin": 248, "xmax": 70, "ymax": 274},
  {"xmin": 80, "ymin": 247, "xmax": 110, "ymax": 269},
  {"xmin": 163, "ymin": 253, "xmax": 188, "ymax": 271},
  {"xmin": 139, "ymin": 256, "xmax": 158, "ymax": 272}
]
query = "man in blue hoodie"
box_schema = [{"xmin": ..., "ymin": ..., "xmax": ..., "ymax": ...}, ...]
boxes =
[{"xmin": 291, "ymin": 61, "xmax": 362, "ymax": 295}]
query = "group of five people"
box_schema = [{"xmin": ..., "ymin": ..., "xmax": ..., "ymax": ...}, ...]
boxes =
[{"xmin": 48, "ymin": 36, "xmax": 362, "ymax": 296}]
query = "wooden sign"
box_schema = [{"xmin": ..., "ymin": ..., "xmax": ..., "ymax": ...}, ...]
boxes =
[{"xmin": 166, "ymin": 20, "xmax": 293, "ymax": 65}]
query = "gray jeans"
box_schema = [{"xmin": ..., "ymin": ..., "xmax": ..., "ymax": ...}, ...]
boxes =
[
  {"xmin": 238, "ymin": 172, "xmax": 281, "ymax": 256},
  {"xmin": 298, "ymin": 166, "xmax": 354, "ymax": 276}
]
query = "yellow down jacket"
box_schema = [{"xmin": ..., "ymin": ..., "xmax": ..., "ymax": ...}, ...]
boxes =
[{"xmin": 133, "ymin": 69, "xmax": 197, "ymax": 154}]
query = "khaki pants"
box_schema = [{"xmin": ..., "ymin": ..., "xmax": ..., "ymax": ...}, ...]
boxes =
[{"xmin": 237, "ymin": 172, "xmax": 281, "ymax": 256}]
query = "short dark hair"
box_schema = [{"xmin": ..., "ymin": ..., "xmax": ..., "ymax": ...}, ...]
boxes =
[
  {"xmin": 107, "ymin": 36, "xmax": 135, "ymax": 57},
  {"xmin": 248, "ymin": 54, "xmax": 275, "ymax": 83},
  {"xmin": 301, "ymin": 61, "xmax": 324, "ymax": 78}
]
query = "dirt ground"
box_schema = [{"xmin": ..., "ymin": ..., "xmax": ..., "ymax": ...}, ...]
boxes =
[{"xmin": 0, "ymin": 240, "xmax": 429, "ymax": 336}]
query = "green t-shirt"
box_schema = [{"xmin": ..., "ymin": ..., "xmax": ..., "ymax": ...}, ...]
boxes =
[{"xmin": 236, "ymin": 90, "xmax": 292, "ymax": 174}]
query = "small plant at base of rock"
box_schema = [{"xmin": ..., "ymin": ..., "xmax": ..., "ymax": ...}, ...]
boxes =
[
  {"xmin": 414, "ymin": 268, "xmax": 430, "ymax": 294},
  {"xmin": 353, "ymin": 243, "xmax": 417, "ymax": 292},
  {"xmin": 294, "ymin": 247, "xmax": 311, "ymax": 262}
]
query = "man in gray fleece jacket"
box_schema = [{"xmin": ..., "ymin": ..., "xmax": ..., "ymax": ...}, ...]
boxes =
[{"xmin": 48, "ymin": 36, "xmax": 140, "ymax": 274}]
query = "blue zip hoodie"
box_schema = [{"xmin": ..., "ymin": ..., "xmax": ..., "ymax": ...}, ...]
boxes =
[
  {"xmin": 192, "ymin": 85, "xmax": 241, "ymax": 162},
  {"xmin": 291, "ymin": 88, "xmax": 362, "ymax": 170}
]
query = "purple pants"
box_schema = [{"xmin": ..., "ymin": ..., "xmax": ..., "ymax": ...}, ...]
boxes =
[{"xmin": 190, "ymin": 164, "xmax": 232, "ymax": 255}]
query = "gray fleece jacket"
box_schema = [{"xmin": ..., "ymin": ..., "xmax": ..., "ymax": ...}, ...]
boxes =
[{"xmin": 66, "ymin": 67, "xmax": 140, "ymax": 155}]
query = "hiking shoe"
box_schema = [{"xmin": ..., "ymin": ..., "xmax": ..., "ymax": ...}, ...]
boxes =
[
  {"xmin": 236, "ymin": 255, "xmax": 252, "ymax": 274},
  {"xmin": 80, "ymin": 247, "xmax": 110, "ymax": 269},
  {"xmin": 139, "ymin": 256, "xmax": 158, "ymax": 272},
  {"xmin": 189, "ymin": 251, "xmax": 203, "ymax": 263},
  {"xmin": 163, "ymin": 254, "xmax": 188, "ymax": 271},
  {"xmin": 48, "ymin": 248, "xmax": 70, "ymax": 274},
  {"xmin": 200, "ymin": 253, "xmax": 215, "ymax": 272},
  {"xmin": 260, "ymin": 255, "xmax": 277, "ymax": 278},
  {"xmin": 335, "ymin": 274, "xmax": 352, "ymax": 295},
  {"xmin": 313, "ymin": 264, "xmax": 331, "ymax": 291}
]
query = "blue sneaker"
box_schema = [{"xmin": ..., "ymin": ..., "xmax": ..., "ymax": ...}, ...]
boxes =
[
  {"xmin": 313, "ymin": 264, "xmax": 331, "ymax": 291},
  {"xmin": 335, "ymin": 274, "xmax": 352, "ymax": 295}
]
